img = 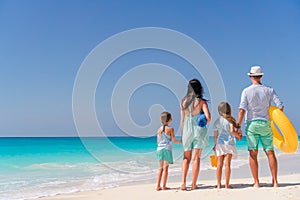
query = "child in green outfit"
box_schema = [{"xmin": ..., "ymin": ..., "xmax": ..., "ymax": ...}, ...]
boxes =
[{"xmin": 156, "ymin": 112, "xmax": 181, "ymax": 191}]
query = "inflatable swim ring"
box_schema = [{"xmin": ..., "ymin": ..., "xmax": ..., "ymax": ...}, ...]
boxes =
[{"xmin": 269, "ymin": 106, "xmax": 298, "ymax": 153}]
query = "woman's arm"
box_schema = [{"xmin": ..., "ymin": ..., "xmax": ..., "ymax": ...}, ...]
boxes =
[
  {"xmin": 202, "ymin": 101, "xmax": 211, "ymax": 123},
  {"xmin": 170, "ymin": 127, "xmax": 182, "ymax": 144},
  {"xmin": 180, "ymin": 106, "xmax": 185, "ymax": 133}
]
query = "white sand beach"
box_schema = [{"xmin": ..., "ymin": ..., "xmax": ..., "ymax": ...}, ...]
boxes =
[{"xmin": 38, "ymin": 153, "xmax": 300, "ymax": 200}]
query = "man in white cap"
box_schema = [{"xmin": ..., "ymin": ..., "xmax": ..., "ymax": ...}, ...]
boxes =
[{"xmin": 237, "ymin": 65, "xmax": 284, "ymax": 188}]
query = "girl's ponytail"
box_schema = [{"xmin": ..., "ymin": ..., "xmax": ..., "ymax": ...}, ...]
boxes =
[
  {"xmin": 218, "ymin": 102, "xmax": 239, "ymax": 128},
  {"xmin": 160, "ymin": 112, "xmax": 172, "ymax": 133},
  {"xmin": 162, "ymin": 125, "xmax": 166, "ymax": 133}
]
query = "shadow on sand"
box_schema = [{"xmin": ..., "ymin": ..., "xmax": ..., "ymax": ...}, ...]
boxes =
[{"xmin": 166, "ymin": 182, "xmax": 300, "ymax": 191}]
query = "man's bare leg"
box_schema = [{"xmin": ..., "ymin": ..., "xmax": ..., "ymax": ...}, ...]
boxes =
[
  {"xmin": 249, "ymin": 150, "xmax": 260, "ymax": 187},
  {"xmin": 265, "ymin": 150, "xmax": 279, "ymax": 187}
]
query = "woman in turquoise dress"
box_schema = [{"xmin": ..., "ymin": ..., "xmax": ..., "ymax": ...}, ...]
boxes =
[{"xmin": 180, "ymin": 79, "xmax": 211, "ymax": 190}]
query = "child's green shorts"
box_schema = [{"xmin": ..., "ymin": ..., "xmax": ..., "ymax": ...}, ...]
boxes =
[{"xmin": 245, "ymin": 120, "xmax": 274, "ymax": 151}]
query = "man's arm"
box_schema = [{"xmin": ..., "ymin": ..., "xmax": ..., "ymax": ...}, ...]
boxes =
[
  {"xmin": 237, "ymin": 108, "xmax": 246, "ymax": 135},
  {"xmin": 238, "ymin": 108, "xmax": 245, "ymax": 126},
  {"xmin": 272, "ymin": 88, "xmax": 284, "ymax": 111}
]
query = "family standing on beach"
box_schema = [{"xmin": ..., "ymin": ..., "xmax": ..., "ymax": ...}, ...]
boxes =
[{"xmin": 156, "ymin": 65, "xmax": 284, "ymax": 191}]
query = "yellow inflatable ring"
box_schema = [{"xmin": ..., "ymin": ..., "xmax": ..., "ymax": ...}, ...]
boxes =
[{"xmin": 269, "ymin": 106, "xmax": 298, "ymax": 153}]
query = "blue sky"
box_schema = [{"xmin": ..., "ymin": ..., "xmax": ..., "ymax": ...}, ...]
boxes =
[{"xmin": 0, "ymin": 0, "xmax": 299, "ymax": 137}]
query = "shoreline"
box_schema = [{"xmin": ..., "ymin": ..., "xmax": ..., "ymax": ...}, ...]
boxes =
[{"xmin": 36, "ymin": 153, "xmax": 300, "ymax": 200}]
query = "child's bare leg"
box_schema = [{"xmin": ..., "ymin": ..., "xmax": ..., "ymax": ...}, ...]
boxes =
[
  {"xmin": 216, "ymin": 155, "xmax": 224, "ymax": 189},
  {"xmin": 162, "ymin": 162, "xmax": 170, "ymax": 190},
  {"xmin": 224, "ymin": 154, "xmax": 232, "ymax": 189},
  {"xmin": 181, "ymin": 150, "xmax": 191, "ymax": 190},
  {"xmin": 156, "ymin": 161, "xmax": 163, "ymax": 191}
]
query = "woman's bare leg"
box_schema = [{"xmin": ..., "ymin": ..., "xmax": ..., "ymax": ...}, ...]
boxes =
[
  {"xmin": 181, "ymin": 150, "xmax": 191, "ymax": 190},
  {"xmin": 191, "ymin": 148, "xmax": 202, "ymax": 189}
]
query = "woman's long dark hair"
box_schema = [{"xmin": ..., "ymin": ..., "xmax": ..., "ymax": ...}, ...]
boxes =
[{"xmin": 181, "ymin": 79, "xmax": 204, "ymax": 110}]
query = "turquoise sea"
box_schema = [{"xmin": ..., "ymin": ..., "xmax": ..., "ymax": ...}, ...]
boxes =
[{"xmin": 0, "ymin": 136, "xmax": 299, "ymax": 200}]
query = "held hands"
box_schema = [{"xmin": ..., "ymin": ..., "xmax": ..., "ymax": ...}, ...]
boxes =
[
  {"xmin": 236, "ymin": 129, "xmax": 243, "ymax": 141},
  {"xmin": 237, "ymin": 135, "xmax": 243, "ymax": 140}
]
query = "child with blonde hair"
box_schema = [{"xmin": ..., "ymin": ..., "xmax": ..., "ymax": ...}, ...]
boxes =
[
  {"xmin": 156, "ymin": 111, "xmax": 181, "ymax": 191},
  {"xmin": 213, "ymin": 102, "xmax": 242, "ymax": 189}
]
